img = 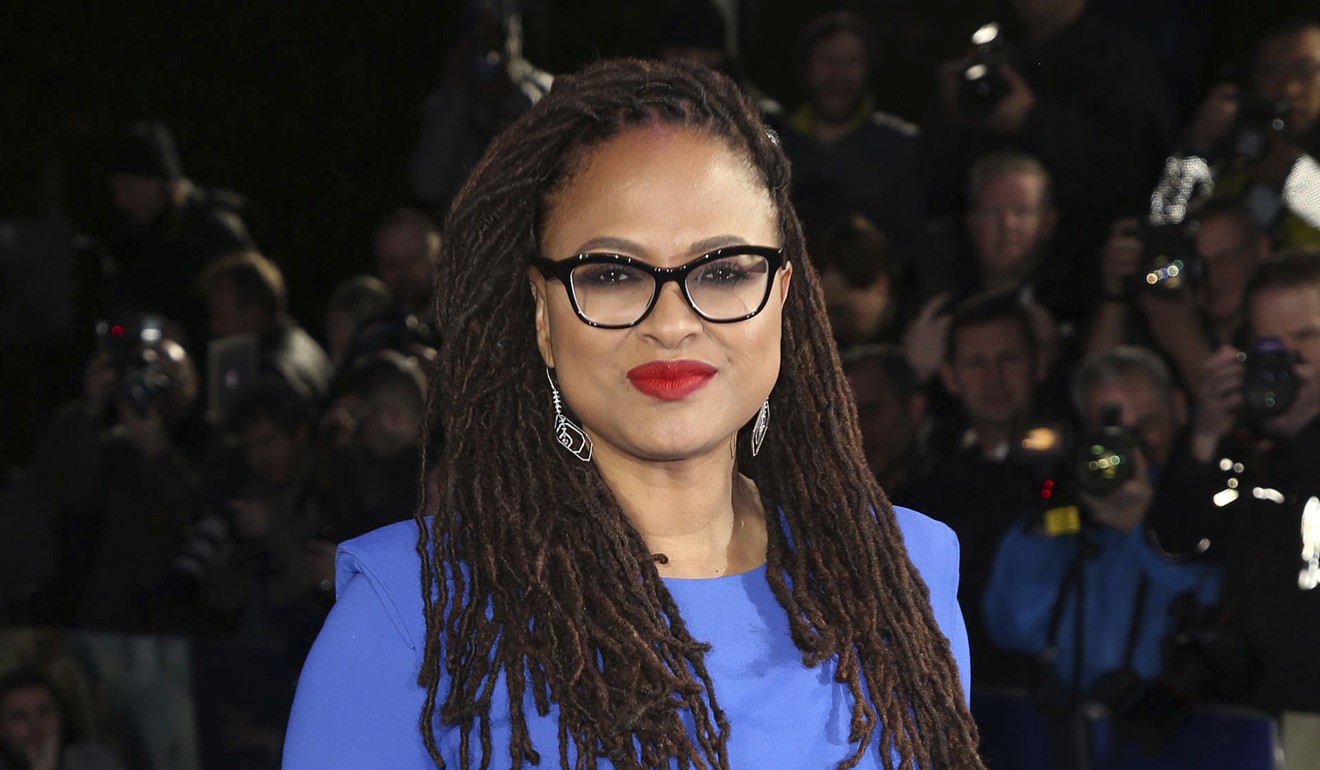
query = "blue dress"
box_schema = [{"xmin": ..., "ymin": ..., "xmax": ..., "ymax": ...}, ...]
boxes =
[{"xmin": 283, "ymin": 507, "xmax": 969, "ymax": 768}]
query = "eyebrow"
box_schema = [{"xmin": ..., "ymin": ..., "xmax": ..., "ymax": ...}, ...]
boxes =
[{"xmin": 572, "ymin": 234, "xmax": 753, "ymax": 257}]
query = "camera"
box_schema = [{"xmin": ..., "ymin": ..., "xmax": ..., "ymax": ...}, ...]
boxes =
[
  {"xmin": 1131, "ymin": 222, "xmax": 1202, "ymax": 296},
  {"xmin": 1014, "ymin": 404, "xmax": 1138, "ymax": 514},
  {"xmin": 957, "ymin": 23, "xmax": 1009, "ymax": 119},
  {"xmin": 95, "ymin": 314, "xmax": 178, "ymax": 415},
  {"xmin": 1071, "ymin": 404, "xmax": 1138, "ymax": 497},
  {"xmin": 1238, "ymin": 337, "xmax": 1300, "ymax": 419},
  {"xmin": 1229, "ymin": 95, "xmax": 1290, "ymax": 163}
]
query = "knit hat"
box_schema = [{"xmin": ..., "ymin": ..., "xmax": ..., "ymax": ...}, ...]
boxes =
[{"xmin": 106, "ymin": 121, "xmax": 184, "ymax": 180}]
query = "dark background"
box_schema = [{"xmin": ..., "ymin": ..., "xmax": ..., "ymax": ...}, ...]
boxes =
[{"xmin": 0, "ymin": 0, "xmax": 1308, "ymax": 405}]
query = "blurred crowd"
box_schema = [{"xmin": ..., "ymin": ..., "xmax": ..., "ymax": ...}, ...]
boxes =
[{"xmin": 2, "ymin": 0, "xmax": 1320, "ymax": 766}]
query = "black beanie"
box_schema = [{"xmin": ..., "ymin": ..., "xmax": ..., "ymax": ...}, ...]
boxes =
[{"xmin": 106, "ymin": 121, "xmax": 184, "ymax": 180}]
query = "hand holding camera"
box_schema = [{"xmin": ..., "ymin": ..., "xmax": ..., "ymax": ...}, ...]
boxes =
[
  {"xmin": 1081, "ymin": 448, "xmax": 1153, "ymax": 535},
  {"xmin": 1190, "ymin": 339, "xmax": 1315, "ymax": 462},
  {"xmin": 939, "ymin": 23, "xmax": 1036, "ymax": 135}
]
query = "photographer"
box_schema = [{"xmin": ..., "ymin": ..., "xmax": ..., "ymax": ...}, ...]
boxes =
[
  {"xmin": 982, "ymin": 347, "xmax": 1220, "ymax": 702},
  {"xmin": 1148, "ymin": 248, "xmax": 1320, "ymax": 716},
  {"xmin": 20, "ymin": 337, "xmax": 203, "ymax": 631},
  {"xmin": 408, "ymin": 1, "xmax": 551, "ymax": 216},
  {"xmin": 1084, "ymin": 197, "xmax": 1272, "ymax": 393},
  {"xmin": 921, "ymin": 0, "xmax": 1175, "ymax": 268},
  {"xmin": 1184, "ymin": 20, "xmax": 1320, "ymax": 248},
  {"xmin": 778, "ymin": 12, "xmax": 922, "ymax": 254}
]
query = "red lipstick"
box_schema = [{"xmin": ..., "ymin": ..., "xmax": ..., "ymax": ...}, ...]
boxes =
[{"xmin": 626, "ymin": 360, "xmax": 717, "ymax": 401}]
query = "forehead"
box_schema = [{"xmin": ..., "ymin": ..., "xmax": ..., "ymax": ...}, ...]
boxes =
[
  {"xmin": 1084, "ymin": 373, "xmax": 1162, "ymax": 416},
  {"xmin": 375, "ymin": 224, "xmax": 426, "ymax": 256},
  {"xmin": 1, "ymin": 686, "xmax": 55, "ymax": 713},
  {"xmin": 975, "ymin": 171, "xmax": 1046, "ymax": 203},
  {"xmin": 846, "ymin": 359, "xmax": 897, "ymax": 396},
  {"xmin": 542, "ymin": 125, "xmax": 775, "ymax": 258},
  {"xmin": 953, "ymin": 318, "xmax": 1031, "ymax": 355},
  {"xmin": 1257, "ymin": 27, "xmax": 1320, "ymax": 66},
  {"xmin": 1250, "ymin": 283, "xmax": 1320, "ymax": 326},
  {"xmin": 1195, "ymin": 210, "xmax": 1249, "ymax": 241},
  {"xmin": 811, "ymin": 29, "xmax": 867, "ymax": 59}
]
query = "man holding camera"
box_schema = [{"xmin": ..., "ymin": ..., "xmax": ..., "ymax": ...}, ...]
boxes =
[
  {"xmin": 1186, "ymin": 20, "xmax": 1320, "ymax": 249},
  {"xmin": 1148, "ymin": 248, "xmax": 1320, "ymax": 719},
  {"xmin": 922, "ymin": 0, "xmax": 1175, "ymax": 268},
  {"xmin": 982, "ymin": 346, "xmax": 1220, "ymax": 704},
  {"xmin": 1085, "ymin": 197, "xmax": 1272, "ymax": 393},
  {"xmin": 14, "ymin": 338, "xmax": 204, "ymax": 631}
]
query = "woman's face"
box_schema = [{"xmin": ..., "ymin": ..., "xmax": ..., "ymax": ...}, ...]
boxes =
[{"xmin": 531, "ymin": 125, "xmax": 791, "ymax": 464}]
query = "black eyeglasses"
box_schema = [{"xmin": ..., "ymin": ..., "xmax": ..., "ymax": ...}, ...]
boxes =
[{"xmin": 532, "ymin": 246, "xmax": 787, "ymax": 329}]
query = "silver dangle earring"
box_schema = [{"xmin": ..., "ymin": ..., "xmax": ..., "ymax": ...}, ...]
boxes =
[
  {"xmin": 546, "ymin": 369, "xmax": 592, "ymax": 462},
  {"xmin": 751, "ymin": 398, "xmax": 770, "ymax": 457}
]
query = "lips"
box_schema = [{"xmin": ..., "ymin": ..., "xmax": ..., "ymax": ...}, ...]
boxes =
[{"xmin": 626, "ymin": 360, "xmax": 717, "ymax": 401}]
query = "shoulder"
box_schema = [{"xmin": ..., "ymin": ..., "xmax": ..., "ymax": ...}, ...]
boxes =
[
  {"xmin": 864, "ymin": 111, "xmax": 919, "ymax": 139},
  {"xmin": 335, "ymin": 520, "xmax": 429, "ymax": 645},
  {"xmin": 284, "ymin": 520, "xmax": 434, "ymax": 768},
  {"xmin": 892, "ymin": 505, "xmax": 959, "ymax": 583}
]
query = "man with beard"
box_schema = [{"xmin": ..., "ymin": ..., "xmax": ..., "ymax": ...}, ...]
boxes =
[{"xmin": 779, "ymin": 12, "xmax": 922, "ymax": 256}]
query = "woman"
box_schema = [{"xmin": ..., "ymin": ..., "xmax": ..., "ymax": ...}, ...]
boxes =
[{"xmin": 284, "ymin": 58, "xmax": 982, "ymax": 769}]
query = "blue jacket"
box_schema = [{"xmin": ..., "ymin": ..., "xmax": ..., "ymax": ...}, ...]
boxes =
[{"xmin": 983, "ymin": 518, "xmax": 1221, "ymax": 696}]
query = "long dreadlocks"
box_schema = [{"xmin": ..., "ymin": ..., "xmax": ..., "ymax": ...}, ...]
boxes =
[{"xmin": 416, "ymin": 57, "xmax": 984, "ymax": 769}]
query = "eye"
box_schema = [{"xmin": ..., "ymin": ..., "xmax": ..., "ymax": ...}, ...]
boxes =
[
  {"xmin": 576, "ymin": 262, "xmax": 644, "ymax": 286},
  {"xmin": 692, "ymin": 257, "xmax": 763, "ymax": 287}
]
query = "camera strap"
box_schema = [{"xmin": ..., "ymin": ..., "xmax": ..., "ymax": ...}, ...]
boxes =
[
  {"xmin": 1120, "ymin": 573, "xmax": 1151, "ymax": 673},
  {"xmin": 1042, "ymin": 538, "xmax": 1151, "ymax": 700}
]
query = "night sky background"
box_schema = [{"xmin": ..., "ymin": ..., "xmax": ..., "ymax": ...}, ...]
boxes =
[{"xmin": 0, "ymin": 0, "xmax": 1312, "ymax": 463}]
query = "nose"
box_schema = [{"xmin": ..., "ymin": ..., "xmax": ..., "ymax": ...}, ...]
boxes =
[{"xmin": 636, "ymin": 281, "xmax": 702, "ymax": 347}]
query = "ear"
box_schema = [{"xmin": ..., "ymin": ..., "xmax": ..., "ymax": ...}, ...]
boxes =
[
  {"xmin": 939, "ymin": 360, "xmax": 960, "ymax": 397},
  {"xmin": 528, "ymin": 269, "xmax": 556, "ymax": 369},
  {"xmin": 868, "ymin": 271, "xmax": 891, "ymax": 298},
  {"xmin": 1040, "ymin": 204, "xmax": 1059, "ymax": 241},
  {"xmin": 908, "ymin": 391, "xmax": 928, "ymax": 425},
  {"xmin": 777, "ymin": 260, "xmax": 794, "ymax": 304},
  {"xmin": 1172, "ymin": 387, "xmax": 1189, "ymax": 428}
]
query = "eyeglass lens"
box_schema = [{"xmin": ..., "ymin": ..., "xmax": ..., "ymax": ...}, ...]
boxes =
[{"xmin": 569, "ymin": 253, "xmax": 772, "ymax": 326}]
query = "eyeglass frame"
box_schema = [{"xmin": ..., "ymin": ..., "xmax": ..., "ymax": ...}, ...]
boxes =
[{"xmin": 531, "ymin": 245, "xmax": 788, "ymax": 329}]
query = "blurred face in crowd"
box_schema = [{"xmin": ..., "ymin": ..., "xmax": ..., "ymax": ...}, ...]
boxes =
[
  {"xmin": 205, "ymin": 277, "xmax": 265, "ymax": 338},
  {"xmin": 1255, "ymin": 26, "xmax": 1320, "ymax": 142},
  {"xmin": 108, "ymin": 173, "xmax": 170, "ymax": 226},
  {"xmin": 0, "ymin": 685, "xmax": 61, "ymax": 765},
  {"xmin": 355, "ymin": 397, "xmax": 421, "ymax": 462},
  {"xmin": 846, "ymin": 359, "xmax": 925, "ymax": 483},
  {"xmin": 1193, "ymin": 212, "xmax": 1269, "ymax": 324},
  {"xmin": 1249, "ymin": 282, "xmax": 1320, "ymax": 366},
  {"xmin": 1010, "ymin": 0, "xmax": 1087, "ymax": 41},
  {"xmin": 243, "ymin": 417, "xmax": 309, "ymax": 488},
  {"xmin": 375, "ymin": 224, "xmax": 436, "ymax": 310},
  {"xmin": 805, "ymin": 29, "xmax": 869, "ymax": 123},
  {"xmin": 325, "ymin": 310, "xmax": 359, "ymax": 370},
  {"xmin": 821, "ymin": 268, "xmax": 891, "ymax": 346},
  {"xmin": 942, "ymin": 318, "xmax": 1040, "ymax": 430},
  {"xmin": 1080, "ymin": 372, "xmax": 1185, "ymax": 470},
  {"xmin": 966, "ymin": 171, "xmax": 1057, "ymax": 288}
]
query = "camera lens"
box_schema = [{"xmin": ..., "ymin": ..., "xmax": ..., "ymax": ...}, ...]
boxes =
[{"xmin": 1241, "ymin": 338, "xmax": 1299, "ymax": 418}]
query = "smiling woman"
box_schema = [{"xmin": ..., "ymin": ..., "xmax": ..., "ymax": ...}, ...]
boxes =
[{"xmin": 283, "ymin": 58, "xmax": 984, "ymax": 770}]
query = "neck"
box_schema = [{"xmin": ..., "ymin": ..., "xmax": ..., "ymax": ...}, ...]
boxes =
[
  {"xmin": 813, "ymin": 118, "xmax": 854, "ymax": 145},
  {"xmin": 591, "ymin": 439, "xmax": 768, "ymax": 578},
  {"xmin": 1206, "ymin": 310, "xmax": 1242, "ymax": 345},
  {"xmin": 984, "ymin": 269, "xmax": 1029, "ymax": 294},
  {"xmin": 970, "ymin": 422, "xmax": 1015, "ymax": 458}
]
